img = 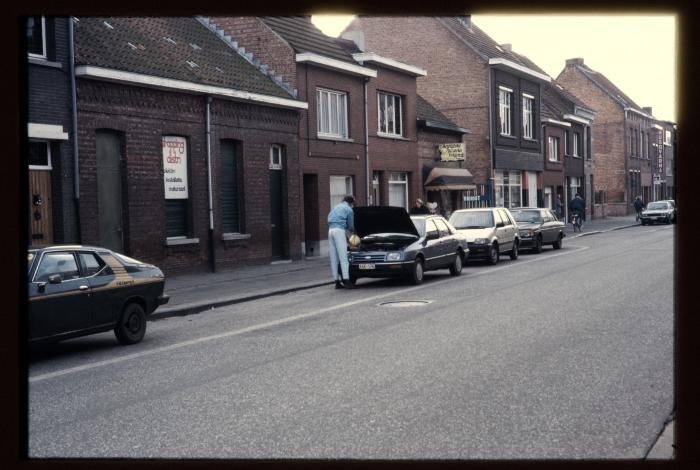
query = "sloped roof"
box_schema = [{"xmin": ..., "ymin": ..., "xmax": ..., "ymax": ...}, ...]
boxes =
[
  {"xmin": 417, "ymin": 95, "xmax": 468, "ymax": 134},
  {"xmin": 565, "ymin": 62, "xmax": 645, "ymax": 113},
  {"xmin": 74, "ymin": 16, "xmax": 293, "ymax": 99},
  {"xmin": 542, "ymin": 85, "xmax": 572, "ymax": 121},
  {"xmin": 260, "ymin": 16, "xmax": 356, "ymax": 63}
]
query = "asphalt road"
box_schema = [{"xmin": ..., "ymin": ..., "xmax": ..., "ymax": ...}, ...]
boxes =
[{"xmin": 27, "ymin": 224, "xmax": 674, "ymax": 459}]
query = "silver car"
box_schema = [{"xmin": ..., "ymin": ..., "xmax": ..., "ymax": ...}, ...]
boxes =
[{"xmin": 448, "ymin": 208, "xmax": 520, "ymax": 265}]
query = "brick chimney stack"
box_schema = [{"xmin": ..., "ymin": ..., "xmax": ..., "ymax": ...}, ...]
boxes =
[
  {"xmin": 566, "ymin": 58, "xmax": 584, "ymax": 67},
  {"xmin": 500, "ymin": 43, "xmax": 512, "ymax": 52}
]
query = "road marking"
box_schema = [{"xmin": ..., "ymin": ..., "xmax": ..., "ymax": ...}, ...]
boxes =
[{"xmin": 29, "ymin": 244, "xmax": 589, "ymax": 383}]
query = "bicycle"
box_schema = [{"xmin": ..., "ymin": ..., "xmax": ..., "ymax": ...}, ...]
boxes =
[{"xmin": 571, "ymin": 212, "xmax": 582, "ymax": 232}]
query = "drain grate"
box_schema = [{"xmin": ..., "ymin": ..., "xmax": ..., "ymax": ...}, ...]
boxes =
[{"xmin": 379, "ymin": 300, "xmax": 431, "ymax": 308}]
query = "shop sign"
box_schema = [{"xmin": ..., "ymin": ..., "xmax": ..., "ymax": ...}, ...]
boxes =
[
  {"xmin": 656, "ymin": 129, "xmax": 664, "ymax": 175},
  {"xmin": 162, "ymin": 136, "xmax": 188, "ymax": 199},
  {"xmin": 438, "ymin": 143, "xmax": 466, "ymax": 162}
]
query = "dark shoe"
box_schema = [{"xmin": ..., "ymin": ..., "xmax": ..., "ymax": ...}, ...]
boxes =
[
  {"xmin": 335, "ymin": 281, "xmax": 344, "ymax": 289},
  {"xmin": 343, "ymin": 280, "xmax": 358, "ymax": 289}
]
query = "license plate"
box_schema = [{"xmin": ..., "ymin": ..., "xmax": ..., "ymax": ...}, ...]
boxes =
[{"xmin": 358, "ymin": 263, "xmax": 375, "ymax": 270}]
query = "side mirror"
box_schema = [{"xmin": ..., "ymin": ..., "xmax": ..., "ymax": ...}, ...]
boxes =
[
  {"xmin": 496, "ymin": 222, "xmax": 505, "ymax": 228},
  {"xmin": 426, "ymin": 231, "xmax": 439, "ymax": 240},
  {"xmin": 48, "ymin": 274, "xmax": 62, "ymax": 284}
]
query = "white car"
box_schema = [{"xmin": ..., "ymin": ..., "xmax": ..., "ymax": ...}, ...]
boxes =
[{"xmin": 448, "ymin": 208, "xmax": 520, "ymax": 265}]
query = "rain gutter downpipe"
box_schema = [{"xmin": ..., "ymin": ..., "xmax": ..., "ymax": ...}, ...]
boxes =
[
  {"xmin": 488, "ymin": 66, "xmax": 495, "ymax": 207},
  {"xmin": 69, "ymin": 17, "xmax": 81, "ymax": 242},
  {"xmin": 205, "ymin": 96, "xmax": 216, "ymax": 272},
  {"xmin": 364, "ymin": 77, "xmax": 370, "ymax": 204}
]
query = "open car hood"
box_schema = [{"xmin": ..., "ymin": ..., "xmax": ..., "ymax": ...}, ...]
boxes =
[{"xmin": 354, "ymin": 206, "xmax": 420, "ymax": 238}]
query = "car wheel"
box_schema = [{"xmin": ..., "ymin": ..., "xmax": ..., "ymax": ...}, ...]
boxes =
[
  {"xmin": 552, "ymin": 234, "xmax": 562, "ymax": 250},
  {"xmin": 115, "ymin": 302, "xmax": 147, "ymax": 345},
  {"xmin": 533, "ymin": 235, "xmax": 543, "ymax": 254},
  {"xmin": 410, "ymin": 257, "xmax": 424, "ymax": 285},
  {"xmin": 641, "ymin": 220, "xmax": 647, "ymax": 225},
  {"xmin": 666, "ymin": 216, "xmax": 671, "ymax": 224},
  {"xmin": 487, "ymin": 243, "xmax": 499, "ymax": 265},
  {"xmin": 449, "ymin": 251, "xmax": 463, "ymax": 276},
  {"xmin": 509, "ymin": 240, "xmax": 519, "ymax": 260}
]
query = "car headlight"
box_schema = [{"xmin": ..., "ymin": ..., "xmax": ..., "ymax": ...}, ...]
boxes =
[
  {"xmin": 519, "ymin": 229, "xmax": 533, "ymax": 237},
  {"xmin": 473, "ymin": 238, "xmax": 489, "ymax": 245},
  {"xmin": 386, "ymin": 252, "xmax": 402, "ymax": 261}
]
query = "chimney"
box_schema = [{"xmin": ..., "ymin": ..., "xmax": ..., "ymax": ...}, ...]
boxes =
[
  {"xmin": 340, "ymin": 30, "xmax": 365, "ymax": 52},
  {"xmin": 643, "ymin": 106, "xmax": 653, "ymax": 115},
  {"xmin": 566, "ymin": 58, "xmax": 584, "ymax": 67},
  {"xmin": 500, "ymin": 43, "xmax": 512, "ymax": 52},
  {"xmin": 457, "ymin": 15, "xmax": 472, "ymax": 32}
]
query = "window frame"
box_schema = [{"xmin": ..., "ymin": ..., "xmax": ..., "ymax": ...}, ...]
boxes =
[
  {"xmin": 28, "ymin": 140, "xmax": 52, "ymax": 170},
  {"xmin": 329, "ymin": 175, "xmax": 354, "ymax": 208},
  {"xmin": 316, "ymin": 87, "xmax": 349, "ymax": 139},
  {"xmin": 269, "ymin": 144, "xmax": 283, "ymax": 170},
  {"xmin": 548, "ymin": 136, "xmax": 559, "ymax": 162},
  {"xmin": 388, "ymin": 171, "xmax": 409, "ymax": 209},
  {"xmin": 573, "ymin": 132, "xmax": 580, "ymax": 157},
  {"xmin": 162, "ymin": 135, "xmax": 190, "ymax": 240},
  {"xmin": 32, "ymin": 251, "xmax": 81, "ymax": 283},
  {"xmin": 27, "ymin": 16, "xmax": 47, "ymax": 59},
  {"xmin": 522, "ymin": 93, "xmax": 535, "ymax": 140},
  {"xmin": 498, "ymin": 86, "xmax": 513, "ymax": 136},
  {"xmin": 377, "ymin": 91, "xmax": 403, "ymax": 137}
]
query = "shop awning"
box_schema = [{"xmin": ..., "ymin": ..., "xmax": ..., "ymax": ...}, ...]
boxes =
[{"xmin": 424, "ymin": 167, "xmax": 476, "ymax": 191}]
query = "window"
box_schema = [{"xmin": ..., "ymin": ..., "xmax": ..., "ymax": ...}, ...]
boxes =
[
  {"xmin": 330, "ymin": 175, "xmax": 353, "ymax": 208},
  {"xmin": 434, "ymin": 218, "xmax": 450, "ymax": 237},
  {"xmin": 569, "ymin": 176, "xmax": 581, "ymax": 199},
  {"xmin": 27, "ymin": 16, "xmax": 46, "ymax": 58},
  {"xmin": 317, "ymin": 88, "xmax": 348, "ymax": 138},
  {"xmin": 499, "ymin": 86, "xmax": 512, "ymax": 136},
  {"xmin": 548, "ymin": 136, "xmax": 559, "ymax": 162},
  {"xmin": 378, "ymin": 92, "xmax": 403, "ymax": 136},
  {"xmin": 664, "ymin": 130, "xmax": 672, "ymax": 146},
  {"xmin": 498, "ymin": 209, "xmax": 514, "ymax": 226},
  {"xmin": 495, "ymin": 170, "xmax": 521, "ymax": 208},
  {"xmin": 630, "ymin": 128, "xmax": 634, "ymax": 156},
  {"xmin": 642, "ymin": 132, "xmax": 648, "ymax": 158},
  {"xmin": 162, "ymin": 136, "xmax": 189, "ymax": 238},
  {"xmin": 388, "ymin": 172, "xmax": 408, "ymax": 209},
  {"xmin": 270, "ymin": 144, "xmax": 283, "ymax": 170},
  {"xmin": 425, "ymin": 219, "xmax": 438, "ymax": 238},
  {"xmin": 563, "ymin": 131, "xmax": 569, "ymax": 155},
  {"xmin": 221, "ymin": 140, "xmax": 242, "ymax": 233},
  {"xmin": 78, "ymin": 252, "xmax": 110, "ymax": 277},
  {"xmin": 372, "ymin": 171, "xmax": 381, "ymax": 206},
  {"xmin": 666, "ymin": 160, "xmax": 673, "ymax": 177},
  {"xmin": 28, "ymin": 140, "xmax": 51, "ymax": 169},
  {"xmin": 573, "ymin": 132, "xmax": 580, "ymax": 157},
  {"xmin": 34, "ymin": 252, "xmax": 80, "ymax": 283},
  {"xmin": 522, "ymin": 94, "xmax": 534, "ymax": 139}
]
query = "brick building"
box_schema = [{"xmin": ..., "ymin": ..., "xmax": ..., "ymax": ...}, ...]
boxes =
[
  {"xmin": 342, "ymin": 16, "xmax": 551, "ymax": 209},
  {"xmin": 26, "ymin": 16, "xmax": 78, "ymax": 246},
  {"xmin": 652, "ymin": 120, "xmax": 676, "ymax": 202},
  {"xmin": 557, "ymin": 58, "xmax": 656, "ymax": 215},
  {"xmin": 73, "ymin": 17, "xmax": 307, "ymax": 275}
]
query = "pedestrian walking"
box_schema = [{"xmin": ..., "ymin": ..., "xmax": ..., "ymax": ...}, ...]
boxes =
[
  {"xmin": 555, "ymin": 195, "xmax": 564, "ymax": 219},
  {"xmin": 633, "ymin": 196, "xmax": 645, "ymax": 221},
  {"xmin": 410, "ymin": 198, "xmax": 431, "ymax": 215},
  {"xmin": 327, "ymin": 195, "xmax": 357, "ymax": 289}
]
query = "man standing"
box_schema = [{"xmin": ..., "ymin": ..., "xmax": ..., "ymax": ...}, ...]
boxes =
[
  {"xmin": 555, "ymin": 195, "xmax": 564, "ymax": 219},
  {"xmin": 633, "ymin": 196, "xmax": 645, "ymax": 221},
  {"xmin": 327, "ymin": 195, "xmax": 357, "ymax": 289},
  {"xmin": 410, "ymin": 198, "xmax": 430, "ymax": 215}
]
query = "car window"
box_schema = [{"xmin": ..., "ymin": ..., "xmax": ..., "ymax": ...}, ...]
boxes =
[
  {"xmin": 647, "ymin": 202, "xmax": 668, "ymax": 210},
  {"xmin": 411, "ymin": 217, "xmax": 426, "ymax": 237},
  {"xmin": 78, "ymin": 252, "xmax": 111, "ymax": 277},
  {"xmin": 425, "ymin": 219, "xmax": 439, "ymax": 238},
  {"xmin": 449, "ymin": 210, "xmax": 494, "ymax": 229},
  {"xmin": 433, "ymin": 218, "xmax": 450, "ymax": 237},
  {"xmin": 500, "ymin": 210, "xmax": 514, "ymax": 226},
  {"xmin": 34, "ymin": 252, "xmax": 80, "ymax": 283},
  {"xmin": 493, "ymin": 210, "xmax": 504, "ymax": 225},
  {"xmin": 511, "ymin": 209, "xmax": 542, "ymax": 223},
  {"xmin": 28, "ymin": 252, "xmax": 37, "ymax": 278}
]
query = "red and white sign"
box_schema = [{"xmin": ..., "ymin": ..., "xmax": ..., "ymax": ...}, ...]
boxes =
[{"xmin": 162, "ymin": 136, "xmax": 188, "ymax": 199}]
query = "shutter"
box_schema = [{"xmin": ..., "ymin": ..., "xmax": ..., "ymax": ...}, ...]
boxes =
[
  {"xmin": 220, "ymin": 141, "xmax": 239, "ymax": 233},
  {"xmin": 166, "ymin": 199, "xmax": 187, "ymax": 237}
]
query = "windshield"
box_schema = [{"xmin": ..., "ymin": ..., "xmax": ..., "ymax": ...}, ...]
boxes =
[
  {"xmin": 511, "ymin": 210, "xmax": 542, "ymax": 223},
  {"xmin": 410, "ymin": 217, "xmax": 426, "ymax": 237},
  {"xmin": 449, "ymin": 211, "xmax": 494, "ymax": 229},
  {"xmin": 647, "ymin": 202, "xmax": 668, "ymax": 210}
]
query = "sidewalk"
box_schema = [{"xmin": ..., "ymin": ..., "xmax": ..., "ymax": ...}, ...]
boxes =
[{"xmin": 152, "ymin": 215, "xmax": 642, "ymax": 320}]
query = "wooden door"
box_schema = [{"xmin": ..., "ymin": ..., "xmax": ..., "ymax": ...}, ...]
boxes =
[{"xmin": 29, "ymin": 170, "xmax": 53, "ymax": 246}]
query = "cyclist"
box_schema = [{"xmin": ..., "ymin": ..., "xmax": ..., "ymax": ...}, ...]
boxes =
[
  {"xmin": 633, "ymin": 196, "xmax": 645, "ymax": 221},
  {"xmin": 569, "ymin": 193, "xmax": 585, "ymax": 231}
]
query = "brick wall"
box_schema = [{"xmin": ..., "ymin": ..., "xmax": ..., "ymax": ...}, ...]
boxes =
[{"xmin": 76, "ymin": 79, "xmax": 300, "ymax": 275}]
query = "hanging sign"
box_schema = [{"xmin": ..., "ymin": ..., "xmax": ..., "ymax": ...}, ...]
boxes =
[
  {"xmin": 162, "ymin": 136, "xmax": 188, "ymax": 199},
  {"xmin": 656, "ymin": 128, "xmax": 664, "ymax": 176},
  {"xmin": 438, "ymin": 143, "xmax": 466, "ymax": 162}
]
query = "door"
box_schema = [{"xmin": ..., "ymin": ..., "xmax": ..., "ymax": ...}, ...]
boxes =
[
  {"xmin": 497, "ymin": 209, "xmax": 516, "ymax": 252},
  {"xmin": 29, "ymin": 170, "xmax": 53, "ymax": 246},
  {"xmin": 96, "ymin": 131, "xmax": 123, "ymax": 253},
  {"xmin": 433, "ymin": 218, "xmax": 455, "ymax": 267},
  {"xmin": 303, "ymin": 174, "xmax": 319, "ymax": 257},
  {"xmin": 423, "ymin": 219, "xmax": 442, "ymax": 269},
  {"xmin": 528, "ymin": 172, "xmax": 538, "ymax": 207},
  {"xmin": 269, "ymin": 145, "xmax": 284, "ymax": 260},
  {"xmin": 28, "ymin": 251, "xmax": 93, "ymax": 340}
]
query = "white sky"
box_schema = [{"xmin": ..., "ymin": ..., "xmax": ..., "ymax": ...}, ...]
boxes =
[{"xmin": 311, "ymin": 14, "xmax": 677, "ymax": 122}]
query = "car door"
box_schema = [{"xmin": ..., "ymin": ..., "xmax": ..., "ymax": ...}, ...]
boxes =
[
  {"xmin": 79, "ymin": 251, "xmax": 120, "ymax": 329},
  {"xmin": 423, "ymin": 219, "xmax": 442, "ymax": 269},
  {"xmin": 544, "ymin": 210, "xmax": 558, "ymax": 242},
  {"xmin": 433, "ymin": 217, "xmax": 456, "ymax": 267},
  {"xmin": 28, "ymin": 251, "xmax": 94, "ymax": 340},
  {"xmin": 497, "ymin": 209, "xmax": 515, "ymax": 252}
]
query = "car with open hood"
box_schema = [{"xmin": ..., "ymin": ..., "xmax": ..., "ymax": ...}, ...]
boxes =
[
  {"xmin": 640, "ymin": 201, "xmax": 675, "ymax": 225},
  {"xmin": 347, "ymin": 206, "xmax": 469, "ymax": 285},
  {"xmin": 27, "ymin": 245, "xmax": 169, "ymax": 345},
  {"xmin": 510, "ymin": 207, "xmax": 565, "ymax": 253},
  {"xmin": 448, "ymin": 208, "xmax": 520, "ymax": 265}
]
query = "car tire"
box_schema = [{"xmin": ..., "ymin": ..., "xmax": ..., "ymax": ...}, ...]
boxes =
[
  {"xmin": 666, "ymin": 216, "xmax": 671, "ymax": 224},
  {"xmin": 410, "ymin": 257, "xmax": 424, "ymax": 285},
  {"xmin": 641, "ymin": 220, "xmax": 647, "ymax": 225},
  {"xmin": 449, "ymin": 251, "xmax": 463, "ymax": 276},
  {"xmin": 533, "ymin": 235, "xmax": 543, "ymax": 254},
  {"xmin": 509, "ymin": 240, "xmax": 519, "ymax": 260},
  {"xmin": 115, "ymin": 302, "xmax": 147, "ymax": 345},
  {"xmin": 487, "ymin": 243, "xmax": 499, "ymax": 265},
  {"xmin": 552, "ymin": 234, "xmax": 563, "ymax": 250}
]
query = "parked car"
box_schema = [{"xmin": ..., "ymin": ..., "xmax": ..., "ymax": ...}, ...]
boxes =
[
  {"xmin": 448, "ymin": 207, "xmax": 520, "ymax": 265},
  {"xmin": 640, "ymin": 201, "xmax": 675, "ymax": 225},
  {"xmin": 510, "ymin": 207, "xmax": 565, "ymax": 253},
  {"xmin": 658, "ymin": 199, "xmax": 676, "ymax": 223},
  {"xmin": 27, "ymin": 245, "xmax": 169, "ymax": 345},
  {"xmin": 348, "ymin": 206, "xmax": 469, "ymax": 285}
]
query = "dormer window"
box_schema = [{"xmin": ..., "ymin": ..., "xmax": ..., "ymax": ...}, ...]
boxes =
[{"xmin": 27, "ymin": 16, "xmax": 46, "ymax": 58}]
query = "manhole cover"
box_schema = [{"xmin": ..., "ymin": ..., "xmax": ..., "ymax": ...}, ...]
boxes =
[{"xmin": 379, "ymin": 300, "xmax": 431, "ymax": 308}]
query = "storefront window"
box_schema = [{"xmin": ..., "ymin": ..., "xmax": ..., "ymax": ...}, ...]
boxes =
[{"xmin": 495, "ymin": 170, "xmax": 521, "ymax": 208}]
